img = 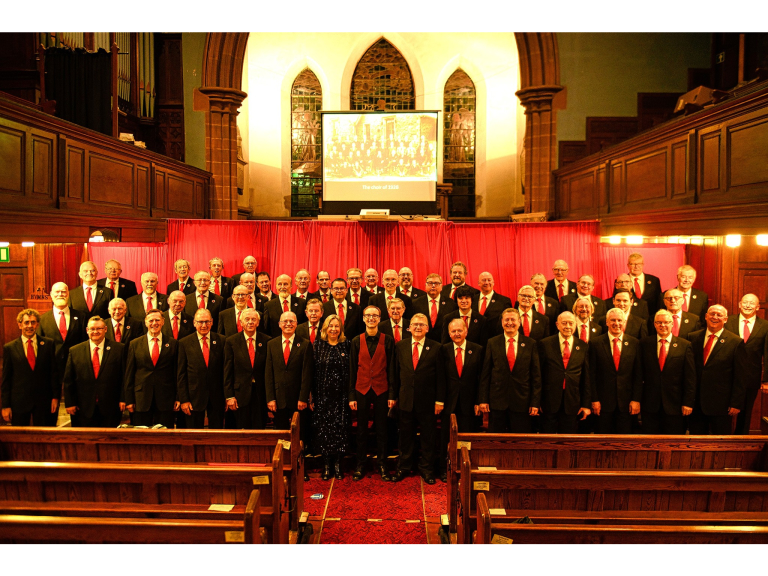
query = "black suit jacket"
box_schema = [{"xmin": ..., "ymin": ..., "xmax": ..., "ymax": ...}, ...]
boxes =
[
  {"xmin": 377, "ymin": 318, "xmax": 411, "ymax": 342},
  {"xmin": 265, "ymin": 336, "xmax": 313, "ymax": 410},
  {"xmin": 474, "ymin": 292, "xmax": 513, "ymax": 338},
  {"xmin": 479, "ymin": 333, "xmax": 541, "ymax": 412},
  {"xmin": 166, "ymin": 278, "xmax": 196, "ymax": 296},
  {"xmin": 440, "ymin": 283, "xmax": 479, "ymax": 302},
  {"xmin": 37, "ymin": 309, "xmax": 88, "ymax": 391},
  {"xmin": 597, "ymin": 313, "xmax": 648, "ymax": 340},
  {"xmin": 124, "ymin": 335, "xmax": 178, "ymax": 413},
  {"xmin": 517, "ymin": 309, "xmax": 550, "ymax": 342},
  {"xmin": 97, "ymin": 277, "xmax": 138, "ymax": 301},
  {"xmin": 225, "ymin": 293, "xmax": 268, "ymax": 313},
  {"xmin": 177, "ymin": 332, "xmax": 225, "ymax": 411},
  {"xmin": 524, "ymin": 295, "xmax": 560, "ymax": 334},
  {"xmin": 441, "ymin": 310, "xmax": 488, "ymax": 347},
  {"xmin": 224, "ymin": 331, "xmax": 271, "ymax": 407},
  {"xmin": 588, "ymin": 333, "xmax": 642, "ymax": 413},
  {"xmin": 63, "ymin": 340, "xmax": 125, "ymax": 419},
  {"xmin": 161, "ymin": 311, "xmax": 195, "ymax": 341},
  {"xmin": 441, "ymin": 340, "xmax": 485, "ymax": 415},
  {"xmin": 682, "ymin": 288, "xmax": 709, "ymax": 324},
  {"xmin": 296, "ymin": 321, "xmax": 323, "ymax": 345},
  {"xmin": 323, "ymin": 300, "xmax": 364, "ymax": 338},
  {"xmin": 345, "ymin": 288, "xmax": 371, "ymax": 310},
  {"xmin": 650, "ymin": 311, "xmax": 700, "ymax": 341},
  {"xmin": 689, "ymin": 328, "xmax": 746, "ymax": 415},
  {"xmin": 399, "ymin": 287, "xmax": 427, "ymax": 303},
  {"xmin": 125, "ymin": 292, "xmax": 169, "ymax": 320},
  {"xmin": 545, "ymin": 279, "xmax": 577, "ymax": 301},
  {"xmin": 560, "ymin": 293, "xmax": 607, "ymax": 319},
  {"xmin": 639, "ymin": 335, "xmax": 696, "ymax": 415},
  {"xmin": 604, "ymin": 295, "xmax": 649, "ymax": 320},
  {"xmin": 412, "ymin": 296, "xmax": 457, "ymax": 341},
  {"xmin": 369, "ymin": 290, "xmax": 414, "ymax": 321},
  {"xmin": 210, "ymin": 276, "xmax": 234, "ymax": 303},
  {"xmin": 263, "ymin": 296, "xmax": 308, "ymax": 338},
  {"xmin": 390, "ymin": 338, "xmax": 445, "ymax": 413},
  {"xmin": 574, "ymin": 320, "xmax": 603, "ymax": 344},
  {"xmin": 68, "ymin": 284, "xmax": 114, "ymax": 321},
  {"xmin": 724, "ymin": 315, "xmax": 768, "ymax": 387},
  {"xmin": 538, "ymin": 335, "xmax": 590, "ymax": 415},
  {"xmin": 218, "ymin": 307, "xmax": 249, "ymax": 338},
  {"xmin": 184, "ymin": 292, "xmax": 225, "ymax": 328},
  {"xmin": 2, "ymin": 336, "xmax": 57, "ymax": 414},
  {"xmin": 105, "ymin": 317, "xmax": 145, "ymax": 346},
  {"xmin": 631, "ymin": 274, "xmax": 663, "ymax": 317}
]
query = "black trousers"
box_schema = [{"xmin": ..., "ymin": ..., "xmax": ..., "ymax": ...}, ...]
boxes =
[
  {"xmin": 541, "ymin": 404, "xmax": 578, "ymax": 434},
  {"xmin": 354, "ymin": 389, "xmax": 389, "ymax": 466},
  {"xmin": 398, "ymin": 409, "xmax": 437, "ymax": 475},
  {"xmin": 735, "ymin": 383, "xmax": 761, "ymax": 435},
  {"xmin": 185, "ymin": 398, "xmax": 225, "ymax": 429},
  {"xmin": 437, "ymin": 407, "xmax": 475, "ymax": 473},
  {"xmin": 489, "ymin": 409, "xmax": 532, "ymax": 434},
  {"xmin": 77, "ymin": 403, "xmax": 122, "ymax": 428},
  {"xmin": 133, "ymin": 397, "xmax": 174, "ymax": 428},
  {"xmin": 275, "ymin": 407, "xmax": 310, "ymax": 448},
  {"xmin": 11, "ymin": 403, "xmax": 50, "ymax": 426},
  {"xmin": 689, "ymin": 413, "xmax": 733, "ymax": 435},
  {"xmin": 642, "ymin": 409, "xmax": 686, "ymax": 435},
  {"xmin": 596, "ymin": 409, "xmax": 632, "ymax": 434},
  {"xmin": 233, "ymin": 399, "xmax": 267, "ymax": 429}
]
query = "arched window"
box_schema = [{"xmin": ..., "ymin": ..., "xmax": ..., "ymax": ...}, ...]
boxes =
[
  {"xmin": 290, "ymin": 69, "xmax": 322, "ymax": 217},
  {"xmin": 351, "ymin": 39, "xmax": 415, "ymax": 111},
  {"xmin": 443, "ymin": 69, "xmax": 476, "ymax": 217}
]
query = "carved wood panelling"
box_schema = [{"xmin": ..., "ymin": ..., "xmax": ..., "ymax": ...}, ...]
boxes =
[
  {"xmin": 727, "ymin": 112, "xmax": 768, "ymax": 189},
  {"xmin": 89, "ymin": 153, "xmax": 134, "ymax": 207},
  {"xmin": 31, "ymin": 134, "xmax": 53, "ymax": 197},
  {"xmin": 168, "ymin": 175, "xmax": 193, "ymax": 214},
  {"xmin": 700, "ymin": 131, "xmax": 721, "ymax": 193},
  {"xmin": 671, "ymin": 142, "xmax": 687, "ymax": 197},
  {"xmin": 137, "ymin": 166, "xmax": 149, "ymax": 209},
  {"xmin": 66, "ymin": 147, "xmax": 84, "ymax": 200},
  {"xmin": 625, "ymin": 149, "xmax": 667, "ymax": 203},
  {"xmin": 0, "ymin": 124, "xmax": 24, "ymax": 194}
]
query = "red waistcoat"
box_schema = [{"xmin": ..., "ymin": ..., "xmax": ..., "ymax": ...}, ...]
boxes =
[{"xmin": 356, "ymin": 333, "xmax": 388, "ymax": 396}]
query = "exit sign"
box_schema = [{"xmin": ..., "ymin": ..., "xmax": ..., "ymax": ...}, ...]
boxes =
[{"xmin": 0, "ymin": 247, "xmax": 9, "ymax": 262}]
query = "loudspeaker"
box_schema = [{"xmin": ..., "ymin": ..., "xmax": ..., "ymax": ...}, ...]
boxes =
[{"xmin": 674, "ymin": 86, "xmax": 730, "ymax": 115}]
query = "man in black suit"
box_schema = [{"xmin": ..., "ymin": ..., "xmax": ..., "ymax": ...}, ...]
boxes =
[
  {"xmin": 440, "ymin": 261, "xmax": 479, "ymax": 301},
  {"xmin": 640, "ymin": 310, "xmax": 696, "ymax": 435},
  {"xmin": 177, "ymin": 309, "xmax": 226, "ymax": 429},
  {"xmin": 346, "ymin": 267, "xmax": 370, "ymax": 309},
  {"xmin": 105, "ymin": 297, "xmax": 144, "ymax": 345},
  {"xmin": 163, "ymin": 291, "xmax": 194, "ymax": 341},
  {"xmin": 97, "ymin": 259, "xmax": 138, "ymax": 301},
  {"xmin": 379, "ymin": 298, "xmax": 411, "ymax": 343},
  {"xmin": 370, "ymin": 269, "xmax": 414, "ymax": 321},
  {"xmin": 474, "ymin": 272, "xmax": 513, "ymax": 338},
  {"xmin": 265, "ymin": 311, "xmax": 313, "ymax": 434},
  {"xmin": 219, "ymin": 285, "xmax": 250, "ymax": 337},
  {"xmin": 598, "ymin": 289, "xmax": 648, "ymax": 340},
  {"xmin": 166, "ymin": 258, "xmax": 195, "ymax": 296},
  {"xmin": 607, "ymin": 274, "xmax": 650, "ymax": 320},
  {"xmin": 627, "ymin": 252, "xmax": 663, "ymax": 320},
  {"xmin": 69, "ymin": 261, "xmax": 113, "ymax": 321},
  {"xmin": 589, "ymin": 308, "xmax": 642, "ymax": 434},
  {"xmin": 674, "ymin": 264, "xmax": 708, "ymax": 324},
  {"xmin": 296, "ymin": 299, "xmax": 324, "ymax": 345},
  {"xmin": 257, "ymin": 271, "xmax": 277, "ymax": 301},
  {"xmin": 310, "ymin": 270, "xmax": 332, "ymax": 303},
  {"xmin": 226, "ymin": 273, "xmax": 266, "ymax": 311},
  {"xmin": 724, "ymin": 294, "xmax": 768, "ymax": 434},
  {"xmin": 37, "ymin": 282, "xmax": 88, "ymax": 426},
  {"xmin": 478, "ymin": 308, "xmax": 541, "ymax": 433},
  {"xmin": 364, "ymin": 268, "xmax": 382, "ymax": 296},
  {"xmin": 516, "ymin": 285, "xmax": 550, "ymax": 342},
  {"xmin": 560, "ymin": 274, "xmax": 607, "ymax": 319},
  {"xmin": 324, "ymin": 278, "xmax": 364, "ymax": 338},
  {"xmin": 2, "ymin": 309, "xmax": 58, "ymax": 426},
  {"xmin": 349, "ymin": 305, "xmax": 396, "ymax": 481},
  {"xmin": 230, "ymin": 255, "xmax": 258, "ymax": 288},
  {"xmin": 531, "ymin": 273, "xmax": 560, "ymax": 334},
  {"xmin": 124, "ymin": 309, "xmax": 179, "ymax": 428},
  {"xmin": 184, "ymin": 271, "xmax": 224, "ymax": 329},
  {"xmin": 413, "ymin": 274, "xmax": 455, "ymax": 342},
  {"xmin": 224, "ymin": 308, "xmax": 271, "ymax": 429},
  {"xmin": 264, "ymin": 274, "xmax": 308, "ymax": 337},
  {"xmin": 125, "ymin": 272, "xmax": 168, "ymax": 321},
  {"xmin": 545, "ymin": 260, "xmax": 577, "ymax": 302},
  {"xmin": 655, "ymin": 288, "xmax": 701, "ymax": 340},
  {"xmin": 688, "ymin": 305, "xmax": 746, "ymax": 435},
  {"xmin": 208, "ymin": 256, "xmax": 233, "ymax": 302},
  {"xmin": 63, "ymin": 316, "xmax": 125, "ymax": 427},
  {"xmin": 390, "ymin": 313, "xmax": 445, "ymax": 484},
  {"xmin": 537, "ymin": 312, "xmax": 591, "ymax": 433},
  {"xmin": 398, "ymin": 267, "xmax": 426, "ymax": 301},
  {"xmin": 571, "ymin": 297, "xmax": 602, "ymax": 344},
  {"xmin": 293, "ymin": 269, "xmax": 312, "ymax": 300},
  {"xmin": 441, "ymin": 286, "xmax": 487, "ymax": 346}
]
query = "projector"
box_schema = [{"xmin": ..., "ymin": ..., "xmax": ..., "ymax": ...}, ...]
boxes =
[{"xmin": 359, "ymin": 209, "xmax": 390, "ymax": 220}]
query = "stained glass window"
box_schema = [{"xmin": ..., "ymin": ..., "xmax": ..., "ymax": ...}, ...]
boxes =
[
  {"xmin": 351, "ymin": 39, "xmax": 415, "ymax": 111},
  {"xmin": 290, "ymin": 69, "xmax": 322, "ymax": 217},
  {"xmin": 443, "ymin": 69, "xmax": 476, "ymax": 217}
]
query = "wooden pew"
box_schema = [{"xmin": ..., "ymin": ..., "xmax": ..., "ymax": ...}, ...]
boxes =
[
  {"xmin": 458, "ymin": 447, "xmax": 768, "ymax": 544},
  {"xmin": 0, "ymin": 412, "xmax": 304, "ymax": 532},
  {"xmin": 0, "ymin": 443, "xmax": 287, "ymax": 543},
  {"xmin": 0, "ymin": 488, "xmax": 262, "ymax": 543},
  {"xmin": 476, "ymin": 492, "xmax": 768, "ymax": 544},
  {"xmin": 447, "ymin": 414, "xmax": 768, "ymax": 534}
]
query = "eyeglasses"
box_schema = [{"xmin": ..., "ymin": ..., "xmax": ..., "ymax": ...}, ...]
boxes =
[
  {"xmin": 410, "ymin": 323, "xmax": 428, "ymax": 328},
  {"xmin": 195, "ymin": 320, "xmax": 213, "ymax": 325},
  {"xmin": 233, "ymin": 294, "xmax": 248, "ymax": 298},
  {"xmin": 518, "ymin": 294, "xmax": 534, "ymax": 299},
  {"xmin": 553, "ymin": 268, "xmax": 568, "ymax": 272},
  {"xmin": 425, "ymin": 281, "xmax": 441, "ymax": 286},
  {"xmin": 281, "ymin": 320, "xmax": 296, "ymax": 325},
  {"xmin": 363, "ymin": 314, "xmax": 380, "ymax": 319},
  {"xmin": 332, "ymin": 287, "xmax": 347, "ymax": 291}
]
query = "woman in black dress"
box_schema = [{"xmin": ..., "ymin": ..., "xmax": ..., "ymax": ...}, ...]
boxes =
[{"xmin": 312, "ymin": 315, "xmax": 351, "ymax": 480}]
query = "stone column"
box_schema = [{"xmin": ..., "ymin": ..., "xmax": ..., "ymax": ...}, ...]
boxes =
[{"xmin": 199, "ymin": 87, "xmax": 247, "ymax": 220}]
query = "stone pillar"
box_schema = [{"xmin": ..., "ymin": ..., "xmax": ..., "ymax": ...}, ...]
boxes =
[
  {"xmin": 516, "ymin": 85, "xmax": 562, "ymax": 216},
  {"xmin": 199, "ymin": 87, "xmax": 247, "ymax": 220}
]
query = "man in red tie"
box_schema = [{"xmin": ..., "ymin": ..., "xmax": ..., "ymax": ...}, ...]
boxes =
[
  {"xmin": 379, "ymin": 298, "xmax": 411, "ymax": 343},
  {"xmin": 349, "ymin": 305, "xmax": 396, "ymax": 481},
  {"xmin": 69, "ymin": 261, "xmax": 113, "ymax": 321},
  {"xmin": 177, "ymin": 309, "xmax": 226, "ymax": 429},
  {"xmin": 544, "ymin": 260, "xmax": 575, "ymax": 302},
  {"xmin": 324, "ymin": 278, "xmax": 363, "ymax": 337},
  {"xmin": 627, "ymin": 252, "xmax": 663, "ymax": 321},
  {"xmin": 256, "ymin": 272, "xmax": 276, "ymax": 301},
  {"xmin": 474, "ymin": 272, "xmax": 512, "ymax": 338},
  {"xmin": 588, "ymin": 308, "xmax": 642, "ymax": 434},
  {"xmin": 97, "ymin": 259, "xmax": 138, "ymax": 301},
  {"xmin": 478, "ymin": 308, "xmax": 541, "ymax": 434},
  {"xmin": 125, "ymin": 272, "xmax": 168, "ymax": 320},
  {"xmin": 640, "ymin": 310, "xmax": 696, "ymax": 435},
  {"xmin": 231, "ymin": 255, "xmax": 258, "ymax": 288},
  {"xmin": 655, "ymin": 289, "xmax": 701, "ymax": 340},
  {"xmin": 310, "ymin": 270, "xmax": 332, "ymax": 302},
  {"xmin": 598, "ymin": 289, "xmax": 648, "ymax": 341},
  {"xmin": 293, "ymin": 269, "xmax": 311, "ymax": 300},
  {"xmin": 515, "ymin": 285, "xmax": 550, "ymax": 342},
  {"xmin": 398, "ymin": 267, "xmax": 426, "ymax": 301},
  {"xmin": 412, "ymin": 273, "xmax": 454, "ymax": 341},
  {"xmin": 208, "ymin": 257, "xmax": 232, "ymax": 302},
  {"xmin": 218, "ymin": 286, "xmax": 251, "ymax": 337},
  {"xmin": 184, "ymin": 271, "xmax": 224, "ymax": 329},
  {"xmin": 162, "ymin": 291, "xmax": 194, "ymax": 341},
  {"xmin": 63, "ymin": 316, "xmax": 125, "ymax": 428},
  {"xmin": 227, "ymin": 273, "xmax": 266, "ymax": 311},
  {"xmin": 296, "ymin": 299, "xmax": 324, "ymax": 345},
  {"xmin": 572, "ymin": 297, "xmax": 601, "ymax": 344},
  {"xmin": 370, "ymin": 269, "xmax": 414, "ymax": 321},
  {"xmin": 224, "ymin": 308, "xmax": 271, "ymax": 429},
  {"xmin": 537, "ymin": 312, "xmax": 591, "ymax": 433},
  {"xmin": 264, "ymin": 274, "xmax": 307, "ymax": 338},
  {"xmin": 346, "ymin": 267, "xmax": 370, "ymax": 309},
  {"xmin": 364, "ymin": 268, "xmax": 382, "ymax": 294},
  {"xmin": 106, "ymin": 297, "xmax": 144, "ymax": 346},
  {"xmin": 688, "ymin": 305, "xmax": 746, "ymax": 435},
  {"xmin": 672, "ymin": 264, "xmax": 709, "ymax": 324},
  {"xmin": 440, "ymin": 286, "xmax": 488, "ymax": 346},
  {"xmin": 124, "ymin": 309, "xmax": 179, "ymax": 428},
  {"xmin": 440, "ymin": 261, "xmax": 479, "ymax": 301},
  {"xmin": 530, "ymin": 272, "xmax": 560, "ymax": 334},
  {"xmin": 559, "ymin": 274, "xmax": 607, "ymax": 319},
  {"xmin": 166, "ymin": 259, "xmax": 195, "ymax": 296},
  {"xmin": 2, "ymin": 309, "xmax": 57, "ymax": 426}
]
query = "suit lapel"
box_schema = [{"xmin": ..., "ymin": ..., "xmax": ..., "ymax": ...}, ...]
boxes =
[{"xmin": 705, "ymin": 333, "xmax": 728, "ymax": 363}]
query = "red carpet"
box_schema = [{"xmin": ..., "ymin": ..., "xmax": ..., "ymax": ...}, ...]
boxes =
[
  {"xmin": 319, "ymin": 519, "xmax": 427, "ymax": 544},
  {"xmin": 324, "ymin": 474, "xmax": 424, "ymax": 520},
  {"xmin": 303, "ymin": 476, "xmax": 332, "ymax": 517},
  {"xmin": 422, "ymin": 480, "xmax": 446, "ymax": 519}
]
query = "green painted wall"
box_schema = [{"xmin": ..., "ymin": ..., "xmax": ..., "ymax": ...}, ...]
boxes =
[
  {"xmin": 557, "ymin": 33, "xmax": 711, "ymax": 143},
  {"xmin": 182, "ymin": 33, "xmax": 206, "ymax": 170}
]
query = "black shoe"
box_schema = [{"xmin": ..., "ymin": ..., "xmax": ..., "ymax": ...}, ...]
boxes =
[
  {"xmin": 321, "ymin": 464, "xmax": 332, "ymax": 481},
  {"xmin": 334, "ymin": 460, "xmax": 343, "ymax": 480},
  {"xmin": 421, "ymin": 472, "xmax": 436, "ymax": 485},
  {"xmin": 304, "ymin": 473, "xmax": 310, "ymax": 481},
  {"xmin": 352, "ymin": 467, "xmax": 364, "ymax": 481},
  {"xmin": 379, "ymin": 465, "xmax": 391, "ymax": 482},
  {"xmin": 392, "ymin": 469, "xmax": 407, "ymax": 482},
  {"xmin": 439, "ymin": 471, "xmax": 448, "ymax": 483}
]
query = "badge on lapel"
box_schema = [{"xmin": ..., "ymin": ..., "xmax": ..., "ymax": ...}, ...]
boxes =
[
  {"xmin": 99, "ymin": 290, "xmax": 103, "ymax": 294},
  {"xmin": 473, "ymin": 318, "xmax": 478, "ymax": 324},
  {"xmin": 591, "ymin": 327, "xmax": 597, "ymax": 333},
  {"xmin": 258, "ymin": 343, "xmax": 263, "ymax": 347},
  {"xmin": 121, "ymin": 284, "xmax": 126, "ymax": 288},
  {"xmin": 692, "ymin": 295, "xmax": 697, "ymax": 299},
  {"xmin": 547, "ymin": 303, "xmax": 552, "ymax": 308},
  {"xmin": 520, "ymin": 343, "xmax": 525, "ymax": 347},
  {"xmin": 534, "ymin": 319, "xmax": 539, "ymax": 324},
  {"xmin": 684, "ymin": 319, "xmax": 689, "ymax": 324},
  {"xmin": 647, "ymin": 280, "xmax": 651, "ymax": 285},
  {"xmin": 39, "ymin": 341, "xmax": 45, "ymax": 346},
  {"xmin": 73, "ymin": 317, "xmax": 79, "ymax": 321},
  {"xmin": 491, "ymin": 299, "xmax": 496, "ymax": 304},
  {"xmin": 426, "ymin": 347, "xmax": 430, "ymax": 351},
  {"xmin": 106, "ymin": 346, "xmax": 111, "ymax": 351},
  {"xmin": 719, "ymin": 339, "xmax": 725, "ymax": 343},
  {"xmin": 633, "ymin": 302, "xmax": 639, "ymax": 307},
  {"xmin": 575, "ymin": 346, "xmax": 580, "ymax": 351},
  {"xmin": 341, "ymin": 352, "xmax": 346, "ymax": 357},
  {"xmin": 468, "ymin": 349, "xmax": 473, "ymax": 354},
  {"xmin": 212, "ymin": 341, "xmax": 217, "ymax": 345},
  {"xmin": 165, "ymin": 343, "xmax": 170, "ymax": 348},
  {"xmin": 673, "ymin": 343, "xmax": 678, "ymax": 348},
  {"xmin": 183, "ymin": 319, "xmax": 188, "ymax": 324}
]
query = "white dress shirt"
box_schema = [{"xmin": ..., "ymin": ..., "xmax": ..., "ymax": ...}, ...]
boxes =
[
  {"xmin": 89, "ymin": 339, "xmax": 104, "ymax": 365},
  {"xmin": 738, "ymin": 314, "xmax": 756, "ymax": 340}
]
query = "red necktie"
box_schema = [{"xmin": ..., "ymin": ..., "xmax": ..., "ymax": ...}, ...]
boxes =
[
  {"xmin": 388, "ymin": 295, "xmax": 393, "ymax": 302},
  {"xmin": 26, "ymin": 339, "xmax": 35, "ymax": 370},
  {"xmin": 283, "ymin": 339, "xmax": 291, "ymax": 365},
  {"xmin": 613, "ymin": 337, "xmax": 621, "ymax": 370},
  {"xmin": 337, "ymin": 302, "xmax": 345, "ymax": 326},
  {"xmin": 672, "ymin": 314, "xmax": 680, "ymax": 337},
  {"xmin": 110, "ymin": 281, "xmax": 116, "ymax": 295},
  {"xmin": 213, "ymin": 279, "xmax": 220, "ymax": 295},
  {"xmin": 402, "ymin": 289, "xmax": 409, "ymax": 297},
  {"xmin": 558, "ymin": 283, "xmax": 564, "ymax": 299},
  {"xmin": 633, "ymin": 277, "xmax": 642, "ymax": 298},
  {"xmin": 85, "ymin": 286, "xmax": 93, "ymax": 311},
  {"xmin": 58, "ymin": 311, "xmax": 68, "ymax": 340},
  {"xmin": 682, "ymin": 293, "xmax": 689, "ymax": 312},
  {"xmin": 322, "ymin": 293, "xmax": 328, "ymax": 303},
  {"xmin": 430, "ymin": 299, "xmax": 438, "ymax": 327},
  {"xmin": 703, "ymin": 333, "xmax": 717, "ymax": 364},
  {"xmin": 198, "ymin": 294, "xmax": 206, "ymax": 309},
  {"xmin": 353, "ymin": 292, "xmax": 359, "ymax": 305},
  {"xmin": 151, "ymin": 338, "xmax": 160, "ymax": 366},
  {"xmin": 310, "ymin": 325, "xmax": 317, "ymax": 344},
  {"xmin": 580, "ymin": 324, "xmax": 587, "ymax": 342},
  {"xmin": 523, "ymin": 313, "xmax": 530, "ymax": 337},
  {"xmin": 394, "ymin": 324, "xmax": 401, "ymax": 343},
  {"xmin": 172, "ymin": 316, "xmax": 179, "ymax": 340},
  {"xmin": 462, "ymin": 315, "xmax": 468, "ymax": 327},
  {"xmin": 146, "ymin": 296, "xmax": 153, "ymax": 313},
  {"xmin": 537, "ymin": 298, "xmax": 545, "ymax": 315},
  {"xmin": 246, "ymin": 297, "xmax": 253, "ymax": 309},
  {"xmin": 248, "ymin": 337, "xmax": 255, "ymax": 367},
  {"xmin": 283, "ymin": 299, "xmax": 289, "ymax": 313},
  {"xmin": 412, "ymin": 341, "xmax": 420, "ymax": 369},
  {"xmin": 115, "ymin": 322, "xmax": 122, "ymax": 342},
  {"xmin": 562, "ymin": 340, "xmax": 570, "ymax": 389},
  {"xmin": 743, "ymin": 320, "xmax": 751, "ymax": 343},
  {"xmin": 201, "ymin": 336, "xmax": 209, "ymax": 366},
  {"xmin": 450, "ymin": 286, "xmax": 457, "ymax": 299},
  {"xmin": 455, "ymin": 347, "xmax": 463, "ymax": 377},
  {"xmin": 299, "ymin": 293, "xmax": 306, "ymax": 299},
  {"xmin": 658, "ymin": 339, "xmax": 667, "ymax": 371},
  {"xmin": 236, "ymin": 311, "xmax": 243, "ymax": 332},
  {"xmin": 92, "ymin": 345, "xmax": 100, "ymax": 378},
  {"xmin": 507, "ymin": 338, "xmax": 516, "ymax": 372},
  {"xmin": 479, "ymin": 296, "xmax": 487, "ymax": 315}
]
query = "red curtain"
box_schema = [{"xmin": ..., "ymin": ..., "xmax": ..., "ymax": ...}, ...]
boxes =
[
  {"xmin": 44, "ymin": 243, "xmax": 86, "ymax": 293},
  {"xmin": 598, "ymin": 244, "xmax": 686, "ymax": 299},
  {"xmin": 88, "ymin": 242, "xmax": 170, "ymax": 291}
]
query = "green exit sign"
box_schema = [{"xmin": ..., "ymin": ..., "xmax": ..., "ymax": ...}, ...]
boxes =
[{"xmin": 0, "ymin": 247, "xmax": 9, "ymax": 262}]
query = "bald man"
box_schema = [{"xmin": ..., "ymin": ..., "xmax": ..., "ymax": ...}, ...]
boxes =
[
  {"xmin": 97, "ymin": 259, "xmax": 138, "ymax": 301},
  {"xmin": 672, "ymin": 264, "xmax": 709, "ymax": 324},
  {"xmin": 559, "ymin": 274, "xmax": 606, "ymax": 319},
  {"xmin": 398, "ymin": 267, "xmax": 426, "ymax": 301},
  {"xmin": 263, "ymin": 274, "xmax": 308, "ymax": 337},
  {"xmin": 125, "ymin": 272, "xmax": 168, "ymax": 320},
  {"xmin": 69, "ymin": 261, "xmax": 114, "ymax": 321},
  {"xmin": 473, "ymin": 272, "xmax": 513, "ymax": 338},
  {"xmin": 545, "ymin": 260, "xmax": 577, "ymax": 301}
]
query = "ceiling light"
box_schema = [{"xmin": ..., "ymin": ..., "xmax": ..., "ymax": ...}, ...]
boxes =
[
  {"xmin": 21, "ymin": 242, "xmax": 34, "ymax": 248},
  {"xmin": 626, "ymin": 236, "xmax": 644, "ymax": 245},
  {"xmin": 725, "ymin": 234, "xmax": 741, "ymax": 247},
  {"xmin": 608, "ymin": 236, "xmax": 621, "ymax": 245},
  {"xmin": 756, "ymin": 234, "xmax": 768, "ymax": 247}
]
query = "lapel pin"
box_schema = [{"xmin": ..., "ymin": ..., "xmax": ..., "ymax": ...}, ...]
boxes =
[
  {"xmin": 473, "ymin": 318, "xmax": 478, "ymax": 323},
  {"xmin": 575, "ymin": 346, "xmax": 580, "ymax": 351},
  {"xmin": 296, "ymin": 343, "xmax": 301, "ymax": 347},
  {"xmin": 121, "ymin": 284, "xmax": 125, "ymax": 288},
  {"xmin": 212, "ymin": 341, "xmax": 217, "ymax": 345},
  {"xmin": 591, "ymin": 328, "xmax": 596, "ymax": 332},
  {"xmin": 535, "ymin": 319, "xmax": 539, "ymax": 324},
  {"xmin": 258, "ymin": 343, "xmax": 262, "ymax": 347},
  {"xmin": 491, "ymin": 299, "xmax": 496, "ymax": 303},
  {"xmin": 693, "ymin": 295, "xmax": 697, "ymax": 299},
  {"xmin": 99, "ymin": 290, "xmax": 103, "ymax": 294},
  {"xmin": 720, "ymin": 339, "xmax": 725, "ymax": 343},
  {"xmin": 684, "ymin": 319, "xmax": 689, "ymax": 323},
  {"xmin": 468, "ymin": 349, "xmax": 473, "ymax": 354},
  {"xmin": 164, "ymin": 343, "xmax": 169, "ymax": 348},
  {"xmin": 647, "ymin": 280, "xmax": 651, "ymax": 285},
  {"xmin": 183, "ymin": 319, "xmax": 187, "ymax": 323},
  {"xmin": 74, "ymin": 317, "xmax": 79, "ymax": 320},
  {"xmin": 520, "ymin": 343, "xmax": 525, "ymax": 347},
  {"xmin": 341, "ymin": 352, "xmax": 346, "ymax": 357},
  {"xmin": 39, "ymin": 341, "xmax": 44, "ymax": 345},
  {"xmin": 624, "ymin": 341, "xmax": 629, "ymax": 346},
  {"xmin": 106, "ymin": 346, "xmax": 111, "ymax": 351},
  {"xmin": 426, "ymin": 346, "xmax": 430, "ymax": 351},
  {"xmin": 673, "ymin": 343, "xmax": 678, "ymax": 348}
]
